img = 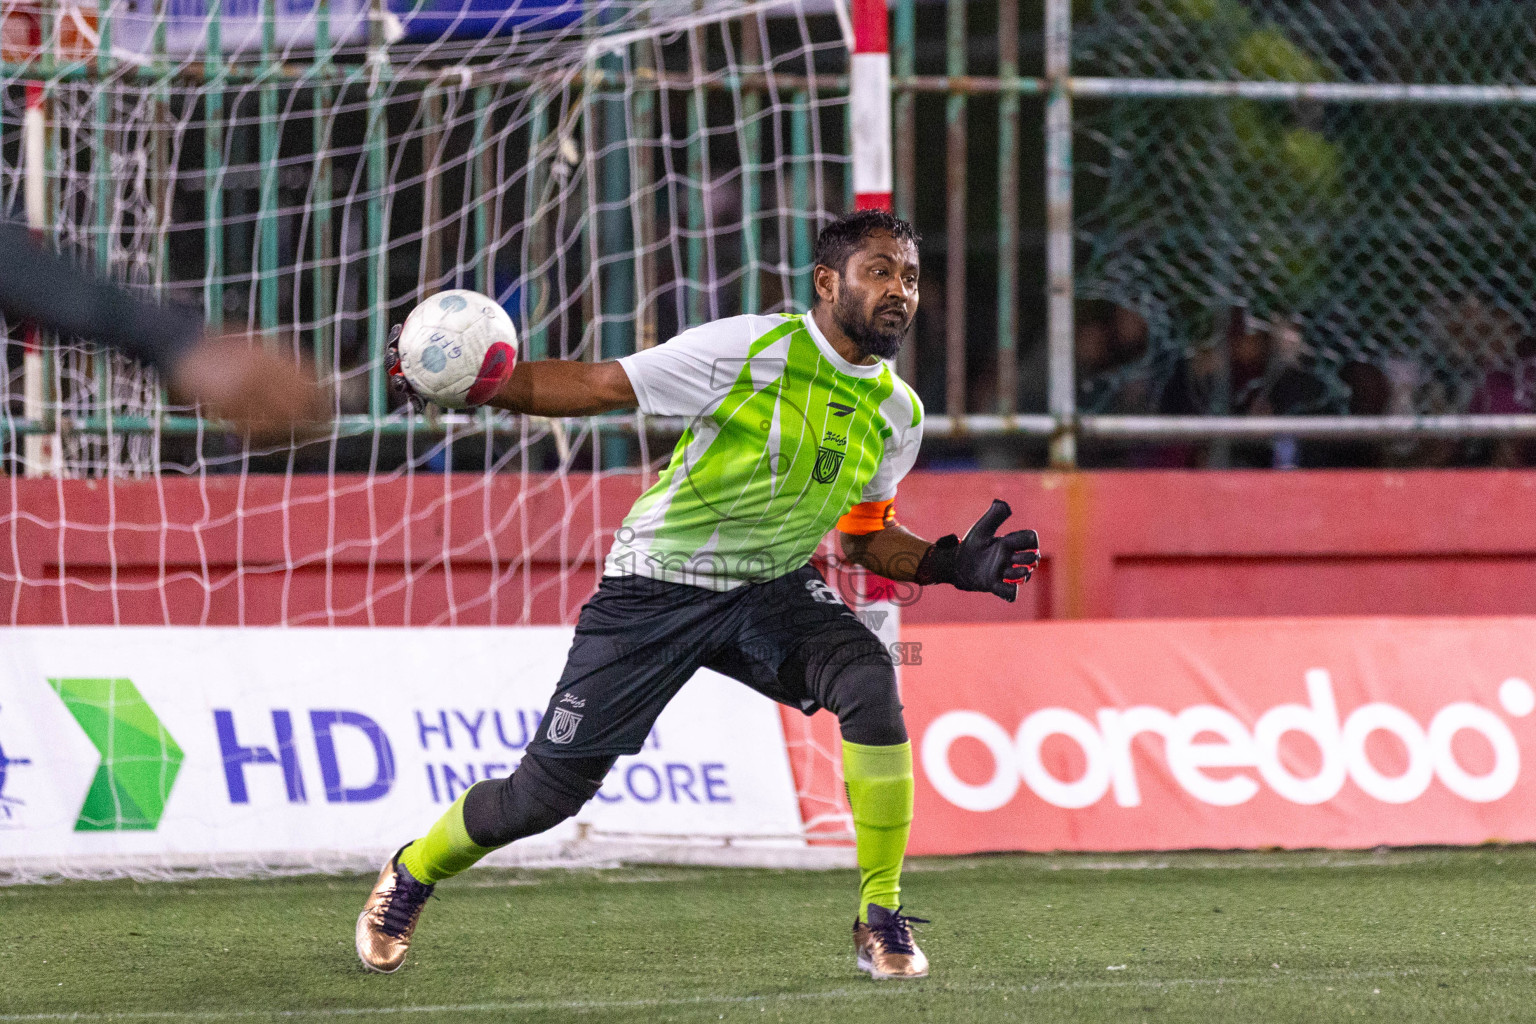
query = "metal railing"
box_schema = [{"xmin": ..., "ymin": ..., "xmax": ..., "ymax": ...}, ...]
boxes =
[{"xmin": 886, "ymin": 0, "xmax": 1536, "ymax": 465}]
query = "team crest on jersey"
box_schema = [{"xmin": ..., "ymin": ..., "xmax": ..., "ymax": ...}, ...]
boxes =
[
  {"xmin": 813, "ymin": 446, "xmax": 845, "ymax": 483},
  {"xmin": 547, "ymin": 706, "xmax": 583, "ymax": 745}
]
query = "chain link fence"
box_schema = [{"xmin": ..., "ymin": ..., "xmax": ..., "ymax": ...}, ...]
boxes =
[
  {"xmin": 1068, "ymin": 0, "xmax": 1536, "ymax": 461},
  {"xmin": 1077, "ymin": 0, "xmax": 1536, "ymax": 85}
]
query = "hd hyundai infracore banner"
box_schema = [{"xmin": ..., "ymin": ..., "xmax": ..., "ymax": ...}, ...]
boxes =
[
  {"xmin": 0, "ymin": 628, "xmax": 805, "ymax": 878},
  {"xmin": 903, "ymin": 619, "xmax": 1536, "ymax": 854}
]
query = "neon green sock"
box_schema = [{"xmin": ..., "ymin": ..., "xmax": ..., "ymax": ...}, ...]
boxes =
[
  {"xmin": 398, "ymin": 790, "xmax": 495, "ymax": 885},
  {"xmin": 842, "ymin": 739, "xmax": 914, "ymax": 923}
]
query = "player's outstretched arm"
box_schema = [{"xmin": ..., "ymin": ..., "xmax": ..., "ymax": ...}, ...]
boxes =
[
  {"xmin": 171, "ymin": 334, "xmax": 326, "ymax": 442},
  {"xmin": 1, "ymin": 223, "xmax": 324, "ymax": 441},
  {"xmin": 841, "ymin": 498, "xmax": 1039, "ymax": 602},
  {"xmin": 484, "ymin": 360, "xmax": 638, "ymax": 417}
]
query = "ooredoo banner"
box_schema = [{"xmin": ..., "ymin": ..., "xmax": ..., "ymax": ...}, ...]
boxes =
[
  {"xmin": 0, "ymin": 628, "xmax": 804, "ymax": 876},
  {"xmin": 904, "ymin": 618, "xmax": 1536, "ymax": 854}
]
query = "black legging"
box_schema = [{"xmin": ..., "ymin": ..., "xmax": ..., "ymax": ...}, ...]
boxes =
[
  {"xmin": 461, "ymin": 629, "xmax": 906, "ymax": 848},
  {"xmin": 776, "ymin": 623, "xmax": 907, "ymax": 747}
]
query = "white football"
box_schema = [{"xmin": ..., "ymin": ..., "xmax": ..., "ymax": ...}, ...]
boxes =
[{"xmin": 394, "ymin": 289, "xmax": 518, "ymax": 409}]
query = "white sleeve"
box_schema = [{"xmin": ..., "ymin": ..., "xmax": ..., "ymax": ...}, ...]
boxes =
[
  {"xmin": 863, "ymin": 385, "xmax": 924, "ymax": 502},
  {"xmin": 617, "ymin": 317, "xmax": 759, "ymax": 418}
]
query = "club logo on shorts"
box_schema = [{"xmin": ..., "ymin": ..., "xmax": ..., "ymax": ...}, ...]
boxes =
[
  {"xmin": 547, "ymin": 706, "xmax": 583, "ymax": 745},
  {"xmin": 812, "ymin": 446, "xmax": 845, "ymax": 484}
]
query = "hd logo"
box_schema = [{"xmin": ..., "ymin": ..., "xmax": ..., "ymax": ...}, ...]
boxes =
[{"xmin": 48, "ymin": 678, "xmax": 183, "ymax": 831}]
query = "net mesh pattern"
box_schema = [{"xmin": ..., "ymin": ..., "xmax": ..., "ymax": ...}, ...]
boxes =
[
  {"xmin": 0, "ymin": 0, "xmax": 851, "ymax": 493},
  {"xmin": 0, "ymin": 0, "xmax": 856, "ymax": 872}
]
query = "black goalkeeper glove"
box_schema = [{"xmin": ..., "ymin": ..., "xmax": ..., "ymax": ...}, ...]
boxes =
[
  {"xmin": 915, "ymin": 499, "xmax": 1040, "ymax": 602},
  {"xmin": 385, "ymin": 324, "xmax": 426, "ymax": 412}
]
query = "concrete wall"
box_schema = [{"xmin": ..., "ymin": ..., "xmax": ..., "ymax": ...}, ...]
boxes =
[{"xmin": 7, "ymin": 470, "xmax": 1536, "ymax": 625}]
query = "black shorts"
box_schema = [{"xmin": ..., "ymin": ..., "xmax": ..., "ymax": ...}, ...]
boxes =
[{"xmin": 526, "ymin": 564, "xmax": 886, "ymax": 759}]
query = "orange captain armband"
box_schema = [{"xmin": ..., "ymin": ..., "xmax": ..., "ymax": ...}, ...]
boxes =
[{"xmin": 837, "ymin": 499, "xmax": 897, "ymax": 536}]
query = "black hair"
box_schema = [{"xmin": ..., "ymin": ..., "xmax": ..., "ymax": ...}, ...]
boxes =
[{"xmin": 810, "ymin": 209, "xmax": 921, "ymax": 282}]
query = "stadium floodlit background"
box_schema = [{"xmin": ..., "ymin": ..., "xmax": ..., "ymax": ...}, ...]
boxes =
[{"xmin": 5, "ymin": 0, "xmax": 1536, "ymax": 1020}]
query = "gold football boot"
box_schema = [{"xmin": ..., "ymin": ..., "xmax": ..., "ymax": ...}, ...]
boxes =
[
  {"xmin": 853, "ymin": 904, "xmax": 930, "ymax": 980},
  {"xmin": 356, "ymin": 845, "xmax": 435, "ymax": 973}
]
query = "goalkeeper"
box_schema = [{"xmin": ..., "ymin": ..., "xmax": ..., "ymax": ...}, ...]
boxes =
[{"xmin": 358, "ymin": 210, "xmax": 1039, "ymax": 980}]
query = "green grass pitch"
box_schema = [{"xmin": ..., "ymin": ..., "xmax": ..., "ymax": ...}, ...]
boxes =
[{"xmin": 3, "ymin": 847, "xmax": 1535, "ymax": 1022}]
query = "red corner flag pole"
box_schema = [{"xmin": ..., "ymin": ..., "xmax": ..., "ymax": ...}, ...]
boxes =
[{"xmin": 850, "ymin": 0, "xmax": 892, "ymax": 213}]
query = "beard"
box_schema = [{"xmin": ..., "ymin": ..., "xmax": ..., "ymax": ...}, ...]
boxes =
[{"xmin": 833, "ymin": 286, "xmax": 911, "ymax": 361}]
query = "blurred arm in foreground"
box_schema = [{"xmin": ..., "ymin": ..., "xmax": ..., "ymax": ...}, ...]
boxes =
[{"xmin": 0, "ymin": 223, "xmax": 324, "ymax": 442}]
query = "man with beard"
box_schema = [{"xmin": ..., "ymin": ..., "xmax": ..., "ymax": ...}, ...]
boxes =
[{"xmin": 357, "ymin": 209, "xmax": 1040, "ymax": 980}]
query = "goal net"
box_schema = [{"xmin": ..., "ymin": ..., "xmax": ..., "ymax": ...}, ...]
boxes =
[{"xmin": 0, "ymin": 0, "xmax": 858, "ymax": 880}]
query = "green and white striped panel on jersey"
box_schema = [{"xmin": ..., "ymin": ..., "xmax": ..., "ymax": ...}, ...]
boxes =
[{"xmin": 608, "ymin": 313, "xmax": 924, "ymax": 590}]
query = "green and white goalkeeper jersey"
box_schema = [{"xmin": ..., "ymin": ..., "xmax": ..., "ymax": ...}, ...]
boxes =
[{"xmin": 607, "ymin": 312, "xmax": 924, "ymax": 590}]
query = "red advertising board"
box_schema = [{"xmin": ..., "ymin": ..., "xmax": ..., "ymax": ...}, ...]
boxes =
[{"xmin": 903, "ymin": 618, "xmax": 1536, "ymax": 854}]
